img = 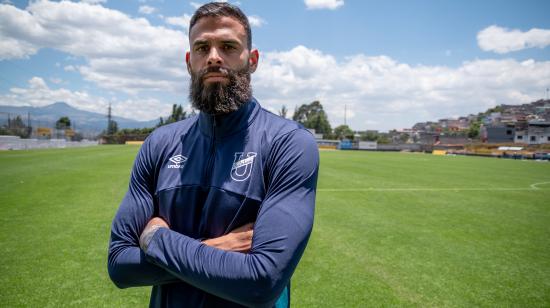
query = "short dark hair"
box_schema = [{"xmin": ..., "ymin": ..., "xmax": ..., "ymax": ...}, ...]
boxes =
[{"xmin": 189, "ymin": 2, "xmax": 252, "ymax": 50}]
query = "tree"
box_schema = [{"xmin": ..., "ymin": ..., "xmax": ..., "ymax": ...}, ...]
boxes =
[
  {"xmin": 1, "ymin": 115, "xmax": 31, "ymax": 138},
  {"xmin": 360, "ymin": 131, "xmax": 378, "ymax": 141},
  {"xmin": 486, "ymin": 105, "xmax": 504, "ymax": 114},
  {"xmin": 158, "ymin": 104, "xmax": 187, "ymax": 126},
  {"xmin": 55, "ymin": 116, "xmax": 71, "ymax": 129},
  {"xmin": 399, "ymin": 133, "xmax": 410, "ymax": 143},
  {"xmin": 169, "ymin": 104, "xmax": 186, "ymax": 123},
  {"xmin": 292, "ymin": 101, "xmax": 332, "ymax": 135},
  {"xmin": 278, "ymin": 105, "xmax": 288, "ymax": 118},
  {"xmin": 333, "ymin": 124, "xmax": 354, "ymax": 140},
  {"xmin": 378, "ymin": 135, "xmax": 391, "ymax": 144},
  {"xmin": 8, "ymin": 115, "xmax": 26, "ymax": 129},
  {"xmin": 468, "ymin": 121, "xmax": 481, "ymax": 139}
]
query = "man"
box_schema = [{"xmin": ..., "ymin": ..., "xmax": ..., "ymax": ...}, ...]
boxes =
[{"xmin": 108, "ymin": 2, "xmax": 319, "ymax": 307}]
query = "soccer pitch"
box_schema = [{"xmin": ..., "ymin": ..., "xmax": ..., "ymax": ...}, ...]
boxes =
[{"xmin": 1, "ymin": 146, "xmax": 549, "ymax": 307}]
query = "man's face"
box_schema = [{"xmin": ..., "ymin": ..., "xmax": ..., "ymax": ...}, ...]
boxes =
[{"xmin": 187, "ymin": 16, "xmax": 259, "ymax": 114}]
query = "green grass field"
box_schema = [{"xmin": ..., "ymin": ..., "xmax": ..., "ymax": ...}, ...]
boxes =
[{"xmin": 1, "ymin": 146, "xmax": 549, "ymax": 307}]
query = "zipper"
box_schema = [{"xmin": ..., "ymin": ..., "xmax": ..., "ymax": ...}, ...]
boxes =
[{"xmin": 203, "ymin": 115, "xmax": 217, "ymax": 184}]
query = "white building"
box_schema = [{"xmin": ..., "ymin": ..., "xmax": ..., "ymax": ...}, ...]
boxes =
[{"xmin": 515, "ymin": 122, "xmax": 550, "ymax": 144}]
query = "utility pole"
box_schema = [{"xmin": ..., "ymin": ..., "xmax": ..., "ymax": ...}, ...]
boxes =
[
  {"xmin": 27, "ymin": 111, "xmax": 32, "ymax": 137},
  {"xmin": 107, "ymin": 103, "xmax": 112, "ymax": 134}
]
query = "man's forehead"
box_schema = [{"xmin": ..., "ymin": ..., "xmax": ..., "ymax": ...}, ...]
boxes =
[{"xmin": 189, "ymin": 16, "xmax": 246, "ymax": 43}]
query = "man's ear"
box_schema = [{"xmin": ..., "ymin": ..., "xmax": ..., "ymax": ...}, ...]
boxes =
[
  {"xmin": 185, "ymin": 51, "xmax": 191, "ymax": 74},
  {"xmin": 248, "ymin": 49, "xmax": 259, "ymax": 73}
]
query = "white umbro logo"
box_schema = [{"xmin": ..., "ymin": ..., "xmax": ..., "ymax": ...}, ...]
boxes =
[{"xmin": 167, "ymin": 154, "xmax": 187, "ymax": 169}]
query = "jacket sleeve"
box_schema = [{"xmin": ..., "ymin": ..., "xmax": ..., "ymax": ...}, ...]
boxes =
[
  {"xmin": 107, "ymin": 136, "xmax": 179, "ymax": 288},
  {"xmin": 143, "ymin": 129, "xmax": 319, "ymax": 307}
]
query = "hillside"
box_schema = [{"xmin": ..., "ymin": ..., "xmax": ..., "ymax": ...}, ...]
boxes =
[{"xmin": 0, "ymin": 102, "xmax": 158, "ymax": 134}]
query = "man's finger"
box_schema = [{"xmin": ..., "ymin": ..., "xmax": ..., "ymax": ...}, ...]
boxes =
[{"xmin": 231, "ymin": 222, "xmax": 254, "ymax": 232}]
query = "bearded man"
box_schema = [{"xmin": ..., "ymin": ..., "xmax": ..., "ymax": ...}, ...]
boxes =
[{"xmin": 107, "ymin": 2, "xmax": 319, "ymax": 307}]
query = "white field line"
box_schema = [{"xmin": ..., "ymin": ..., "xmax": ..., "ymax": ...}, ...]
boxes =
[
  {"xmin": 530, "ymin": 181, "xmax": 550, "ymax": 190},
  {"xmin": 319, "ymin": 186, "xmax": 549, "ymax": 192}
]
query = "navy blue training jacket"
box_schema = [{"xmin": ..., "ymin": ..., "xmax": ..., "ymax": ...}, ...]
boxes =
[{"xmin": 108, "ymin": 98, "xmax": 319, "ymax": 307}]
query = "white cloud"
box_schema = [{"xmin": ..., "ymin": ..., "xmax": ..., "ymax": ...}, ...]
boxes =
[
  {"xmin": 304, "ymin": 0, "xmax": 344, "ymax": 10},
  {"xmin": 49, "ymin": 77, "xmax": 62, "ymax": 84},
  {"xmin": 165, "ymin": 14, "xmax": 191, "ymax": 29},
  {"xmin": 190, "ymin": 2, "xmax": 202, "ymax": 9},
  {"xmin": 2, "ymin": 77, "xmax": 101, "ymax": 110},
  {"xmin": 0, "ymin": 4, "xmax": 42, "ymax": 59},
  {"xmin": 247, "ymin": 15, "xmax": 265, "ymax": 27},
  {"xmin": 80, "ymin": 0, "xmax": 107, "ymax": 4},
  {"xmin": 0, "ymin": 77, "xmax": 173, "ymax": 121},
  {"xmin": 138, "ymin": 5, "xmax": 156, "ymax": 15},
  {"xmin": 0, "ymin": 1, "xmax": 188, "ymax": 94},
  {"xmin": 478, "ymin": 25, "xmax": 550, "ymax": 54},
  {"xmin": 2, "ymin": 2, "xmax": 549, "ymax": 131},
  {"xmin": 254, "ymin": 46, "xmax": 550, "ymax": 130}
]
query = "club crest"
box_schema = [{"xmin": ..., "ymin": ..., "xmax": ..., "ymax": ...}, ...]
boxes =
[{"xmin": 231, "ymin": 152, "xmax": 257, "ymax": 181}]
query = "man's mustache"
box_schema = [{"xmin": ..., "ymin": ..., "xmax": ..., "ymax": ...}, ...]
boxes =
[{"xmin": 199, "ymin": 66, "xmax": 230, "ymax": 78}]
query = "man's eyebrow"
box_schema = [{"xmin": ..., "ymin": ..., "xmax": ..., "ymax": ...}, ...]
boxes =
[
  {"xmin": 192, "ymin": 39, "xmax": 242, "ymax": 48},
  {"xmin": 221, "ymin": 39, "xmax": 241, "ymax": 45},
  {"xmin": 192, "ymin": 40, "xmax": 209, "ymax": 47}
]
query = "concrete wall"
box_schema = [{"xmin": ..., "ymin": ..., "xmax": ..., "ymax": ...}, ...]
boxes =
[
  {"xmin": 358, "ymin": 141, "xmax": 377, "ymax": 150},
  {"xmin": 485, "ymin": 126, "xmax": 514, "ymax": 143},
  {"xmin": 377, "ymin": 144, "xmax": 422, "ymax": 151},
  {"xmin": 0, "ymin": 135, "xmax": 98, "ymax": 150}
]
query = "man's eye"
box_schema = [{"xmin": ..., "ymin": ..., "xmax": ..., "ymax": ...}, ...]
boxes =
[
  {"xmin": 196, "ymin": 46, "xmax": 208, "ymax": 52},
  {"xmin": 223, "ymin": 45, "xmax": 236, "ymax": 51}
]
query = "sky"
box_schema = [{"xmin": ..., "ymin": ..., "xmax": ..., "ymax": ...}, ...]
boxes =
[{"xmin": 0, "ymin": 0, "xmax": 549, "ymax": 131}]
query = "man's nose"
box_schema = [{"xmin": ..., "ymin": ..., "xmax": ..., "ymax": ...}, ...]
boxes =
[{"xmin": 207, "ymin": 47, "xmax": 223, "ymax": 66}]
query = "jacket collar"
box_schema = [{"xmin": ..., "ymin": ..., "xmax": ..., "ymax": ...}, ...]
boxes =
[{"xmin": 198, "ymin": 97, "xmax": 260, "ymax": 139}]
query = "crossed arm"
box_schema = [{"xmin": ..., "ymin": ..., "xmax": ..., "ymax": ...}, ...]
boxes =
[
  {"xmin": 140, "ymin": 218, "xmax": 254, "ymax": 254},
  {"xmin": 108, "ymin": 129, "xmax": 318, "ymax": 307}
]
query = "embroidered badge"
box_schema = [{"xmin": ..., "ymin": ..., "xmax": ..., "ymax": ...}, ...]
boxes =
[
  {"xmin": 230, "ymin": 152, "xmax": 257, "ymax": 181},
  {"xmin": 167, "ymin": 154, "xmax": 187, "ymax": 169}
]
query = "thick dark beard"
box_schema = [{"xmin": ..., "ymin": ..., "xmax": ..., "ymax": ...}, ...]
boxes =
[{"xmin": 189, "ymin": 65, "xmax": 252, "ymax": 115}]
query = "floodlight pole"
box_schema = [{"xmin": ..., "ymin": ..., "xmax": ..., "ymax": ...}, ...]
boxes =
[{"xmin": 344, "ymin": 104, "xmax": 347, "ymax": 126}]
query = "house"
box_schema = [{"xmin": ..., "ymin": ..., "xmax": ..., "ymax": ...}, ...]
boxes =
[
  {"xmin": 483, "ymin": 112, "xmax": 502, "ymax": 125},
  {"xmin": 412, "ymin": 122, "xmax": 438, "ymax": 132},
  {"xmin": 515, "ymin": 122, "xmax": 550, "ymax": 144},
  {"xmin": 456, "ymin": 117, "xmax": 470, "ymax": 130}
]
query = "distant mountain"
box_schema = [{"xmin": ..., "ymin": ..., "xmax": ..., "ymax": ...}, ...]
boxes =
[{"xmin": 0, "ymin": 102, "xmax": 158, "ymax": 134}]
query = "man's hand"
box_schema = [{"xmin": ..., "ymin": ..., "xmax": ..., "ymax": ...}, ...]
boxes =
[
  {"xmin": 140, "ymin": 217, "xmax": 169, "ymax": 252},
  {"xmin": 202, "ymin": 223, "xmax": 254, "ymax": 253}
]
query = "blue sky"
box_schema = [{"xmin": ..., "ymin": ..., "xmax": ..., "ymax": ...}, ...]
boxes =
[{"xmin": 1, "ymin": 0, "xmax": 549, "ymax": 131}]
